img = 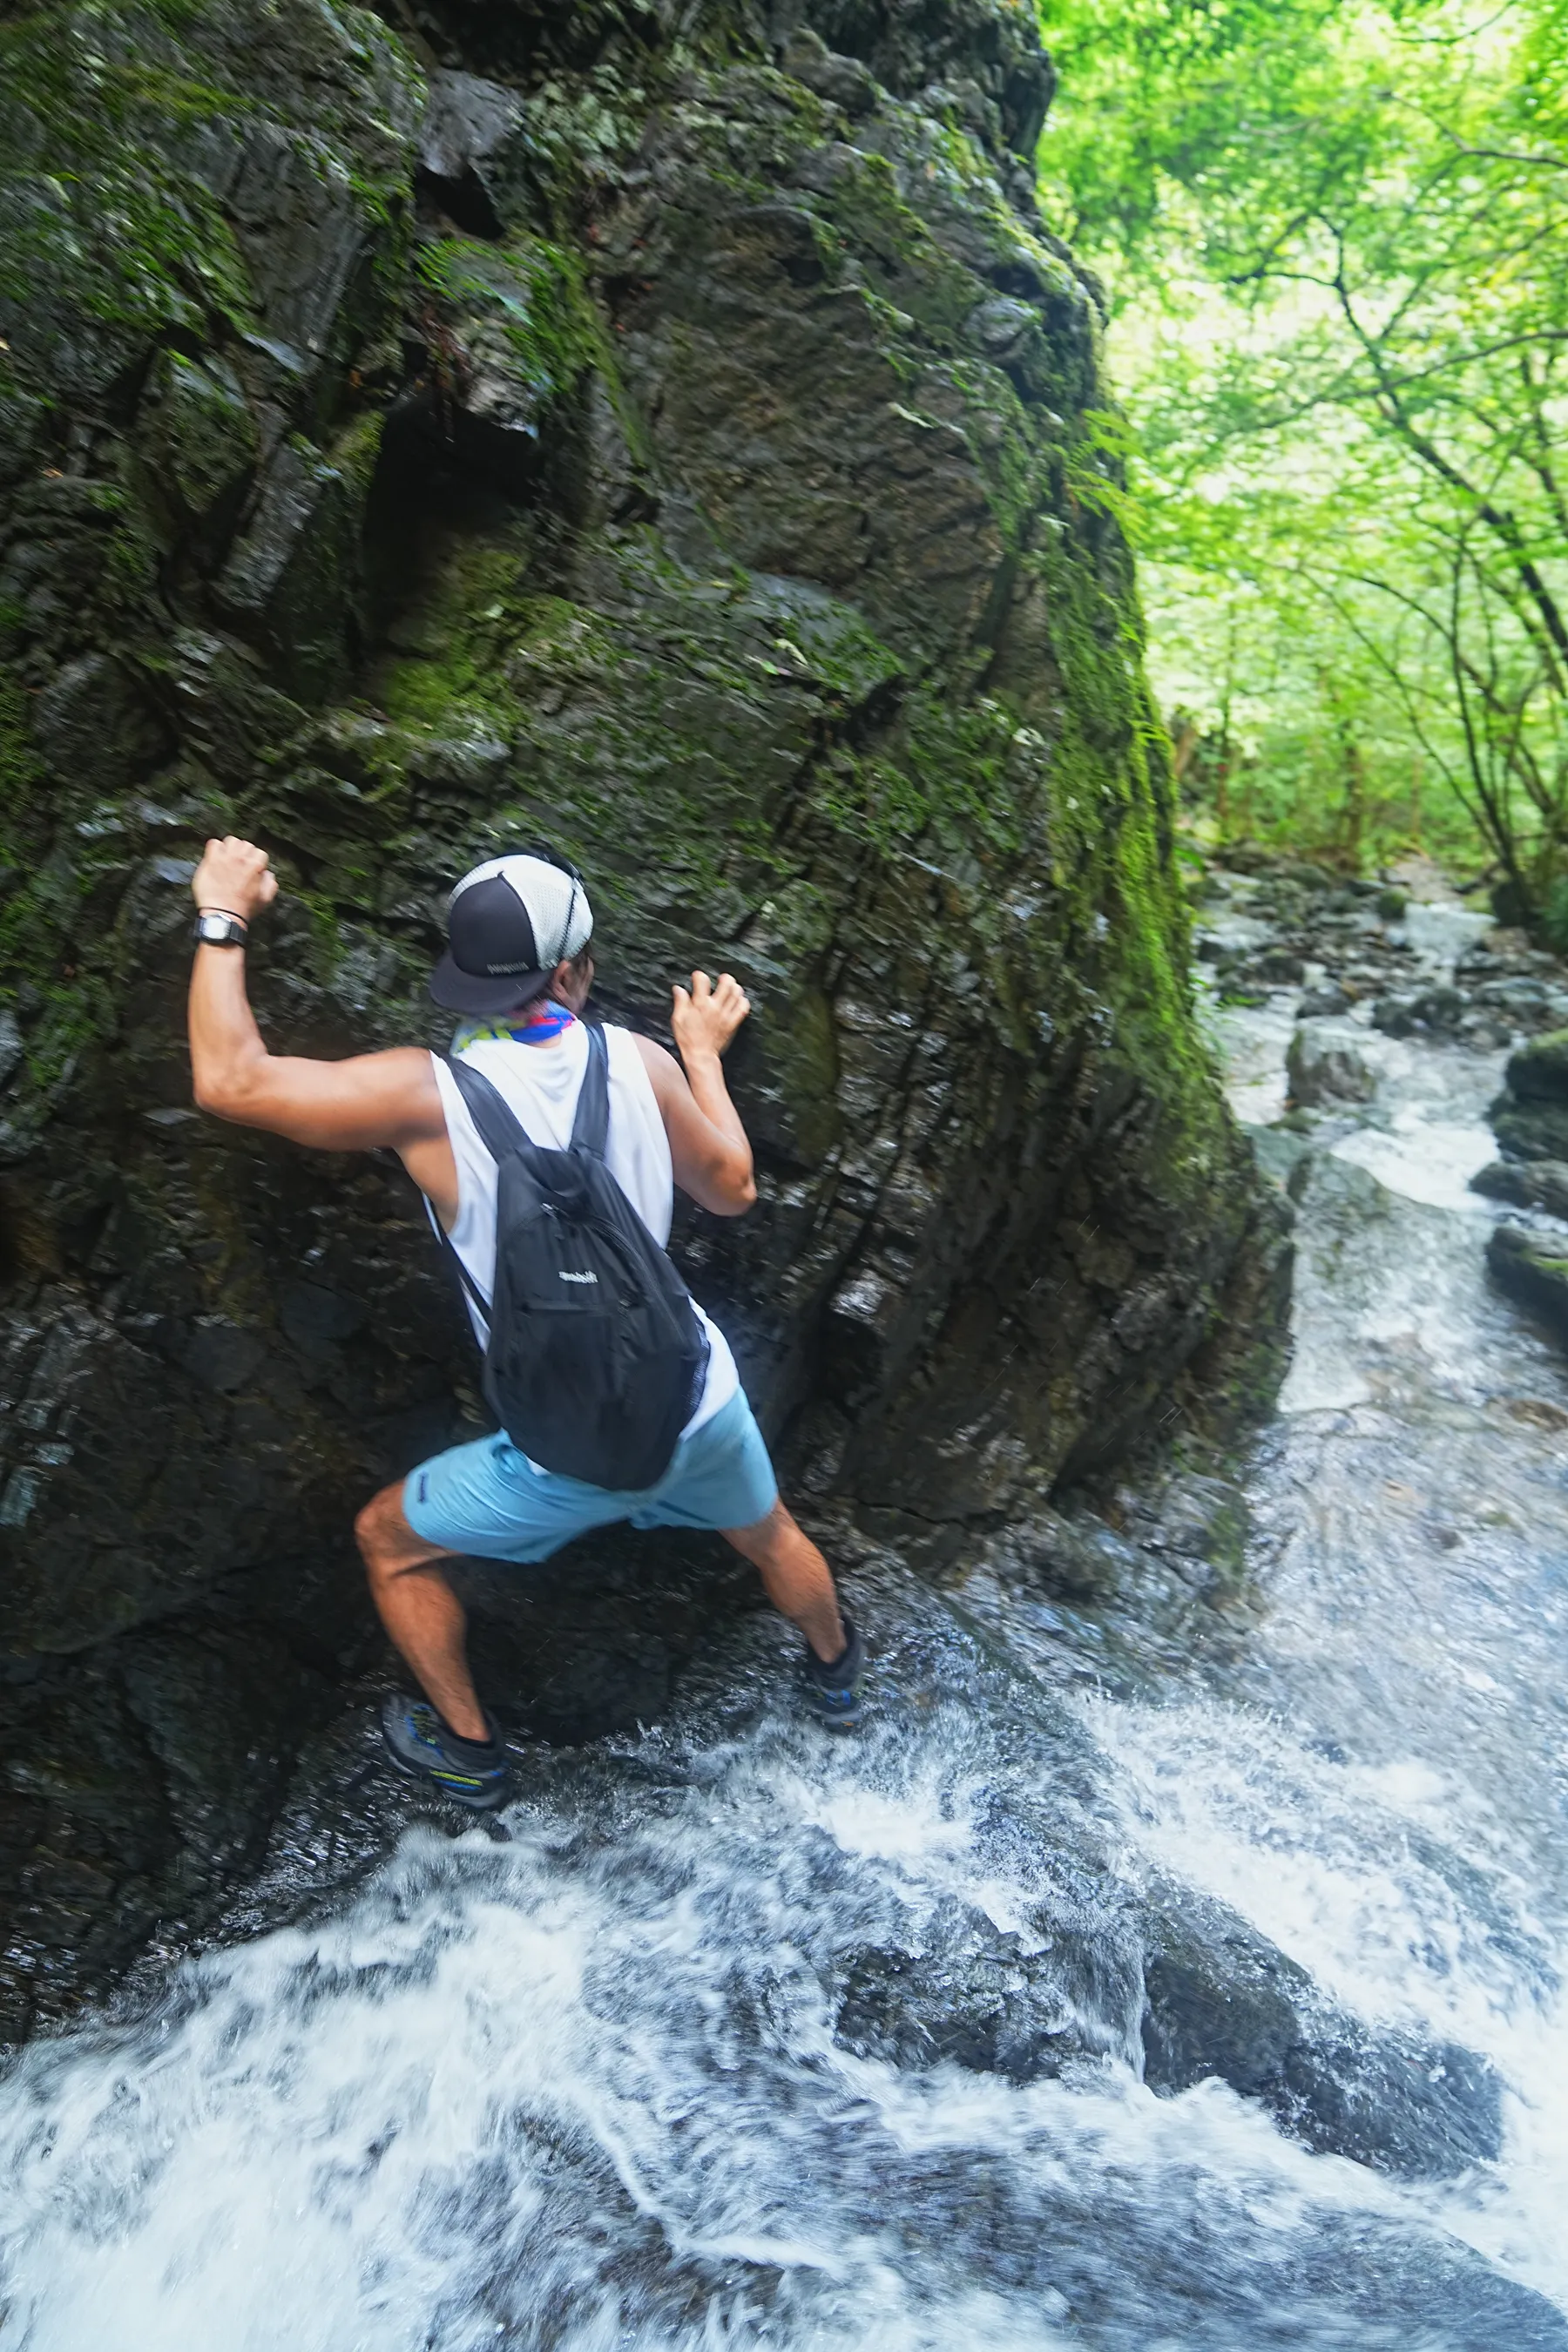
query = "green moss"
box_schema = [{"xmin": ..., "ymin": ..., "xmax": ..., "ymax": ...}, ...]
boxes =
[
  {"xmin": 807, "ymin": 690, "xmax": 1024, "ymax": 861},
  {"xmin": 0, "ymin": 12, "xmax": 255, "ymax": 359},
  {"xmin": 0, "ymin": 669, "xmax": 41, "ymax": 835},
  {"xmin": 822, "ymin": 147, "xmax": 981, "ymax": 351},
  {"xmin": 416, "ymin": 232, "xmax": 608, "ymax": 420},
  {"xmin": 0, "ymin": 0, "xmax": 420, "ymax": 398},
  {"xmin": 139, "ymin": 351, "xmax": 258, "ymax": 524},
  {"xmin": 375, "ymin": 540, "xmax": 537, "ymax": 736}
]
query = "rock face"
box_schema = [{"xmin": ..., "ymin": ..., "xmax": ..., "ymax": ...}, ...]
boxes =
[{"xmin": 0, "ymin": 0, "xmax": 1286, "ymax": 2032}]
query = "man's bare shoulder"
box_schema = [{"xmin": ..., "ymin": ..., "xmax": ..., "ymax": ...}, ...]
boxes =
[
  {"xmin": 628, "ymin": 1031, "xmax": 700, "ymax": 1143},
  {"xmin": 630, "ymin": 1031, "xmax": 681, "ymax": 1090}
]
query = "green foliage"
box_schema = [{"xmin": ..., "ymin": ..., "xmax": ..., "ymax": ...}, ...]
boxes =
[{"xmin": 1039, "ymin": 0, "xmax": 1568, "ymax": 909}]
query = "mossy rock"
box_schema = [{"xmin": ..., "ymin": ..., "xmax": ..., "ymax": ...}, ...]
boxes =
[
  {"xmin": 1487, "ymin": 1224, "xmax": 1568, "ymax": 1341},
  {"xmin": 1490, "ymin": 1097, "xmax": 1568, "ymax": 1164},
  {"xmin": 1504, "ymin": 1026, "xmax": 1568, "ymax": 1105}
]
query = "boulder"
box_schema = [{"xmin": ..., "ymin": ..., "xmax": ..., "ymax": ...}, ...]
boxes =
[
  {"xmin": 1471, "ymin": 1158, "xmax": 1568, "ymax": 1220},
  {"xmin": 1003, "ymin": 1506, "xmax": 1146, "ymax": 1600},
  {"xmin": 1487, "ymin": 1224, "xmax": 1568, "ymax": 1338},
  {"xmin": 834, "ymin": 1897, "xmax": 1129, "ymax": 2081},
  {"xmin": 781, "ymin": 25, "xmax": 879, "ymax": 115},
  {"xmin": 31, "ymin": 652, "xmax": 172, "ymax": 798},
  {"xmin": 1287, "ymin": 1021, "xmax": 1376, "ymax": 1107},
  {"xmin": 1490, "ymin": 1098, "xmax": 1568, "ymax": 1163},
  {"xmin": 834, "ymin": 1869, "xmax": 1504, "ymax": 2184},
  {"xmin": 1298, "ymin": 982, "xmax": 1351, "ymax": 1017},
  {"xmin": 1245, "ymin": 1122, "xmax": 1314, "ymax": 1200},
  {"xmin": 1505, "ymin": 1026, "xmax": 1568, "ymax": 1102},
  {"xmin": 1139, "ymin": 1882, "xmax": 1503, "ymax": 2180},
  {"xmin": 418, "ymin": 67, "xmax": 536, "ymax": 232},
  {"xmin": 1372, "ymin": 987, "xmax": 1463, "ymax": 1039}
]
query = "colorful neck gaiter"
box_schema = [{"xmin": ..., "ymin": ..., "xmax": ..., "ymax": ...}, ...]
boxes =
[{"xmin": 453, "ymin": 998, "xmax": 578, "ymax": 1051}]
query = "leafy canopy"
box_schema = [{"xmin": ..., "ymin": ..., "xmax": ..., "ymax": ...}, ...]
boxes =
[{"xmin": 1038, "ymin": 0, "xmax": 1568, "ymax": 927}]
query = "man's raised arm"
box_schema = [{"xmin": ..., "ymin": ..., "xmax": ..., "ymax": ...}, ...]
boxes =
[
  {"xmin": 633, "ymin": 970, "xmax": 757, "ymax": 1216},
  {"xmin": 187, "ymin": 836, "xmax": 446, "ymax": 1158}
]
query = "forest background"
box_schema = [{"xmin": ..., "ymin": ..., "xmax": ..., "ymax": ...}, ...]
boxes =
[{"xmin": 1038, "ymin": 0, "xmax": 1568, "ymax": 936}]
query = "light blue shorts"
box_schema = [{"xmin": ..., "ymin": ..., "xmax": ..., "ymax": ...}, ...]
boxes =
[{"xmin": 402, "ymin": 1387, "xmax": 779, "ymax": 1565}]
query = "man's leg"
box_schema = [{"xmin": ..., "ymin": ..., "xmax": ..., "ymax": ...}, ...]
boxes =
[
  {"xmin": 355, "ymin": 1482, "xmax": 490, "ymax": 1742},
  {"xmin": 721, "ymin": 1497, "xmax": 847, "ymax": 1664}
]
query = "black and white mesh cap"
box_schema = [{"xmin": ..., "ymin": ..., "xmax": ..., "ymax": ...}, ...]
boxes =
[{"xmin": 429, "ymin": 852, "xmax": 593, "ymax": 1014}]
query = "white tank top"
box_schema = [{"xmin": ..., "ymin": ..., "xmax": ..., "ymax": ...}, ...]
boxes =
[{"xmin": 427, "ymin": 1021, "xmax": 740, "ymax": 1443}]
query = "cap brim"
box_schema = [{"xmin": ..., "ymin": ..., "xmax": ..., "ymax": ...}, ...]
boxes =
[{"xmin": 429, "ymin": 952, "xmax": 548, "ymax": 1015}]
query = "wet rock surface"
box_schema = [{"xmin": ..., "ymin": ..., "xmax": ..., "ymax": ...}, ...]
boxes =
[
  {"xmin": 1288, "ymin": 1019, "xmax": 1376, "ymax": 1107},
  {"xmin": 0, "ymin": 0, "xmax": 1286, "ymax": 2029},
  {"xmin": 1139, "ymin": 1880, "xmax": 1503, "ymax": 2180},
  {"xmin": 833, "ymin": 1846, "xmax": 1503, "ymax": 2180},
  {"xmin": 1474, "ymin": 1156, "xmax": 1568, "ymax": 1220},
  {"xmin": 1487, "ymin": 1220, "xmax": 1568, "ymax": 1338}
]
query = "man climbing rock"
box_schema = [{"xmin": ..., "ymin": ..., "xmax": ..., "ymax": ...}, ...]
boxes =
[{"xmin": 186, "ymin": 836, "xmax": 864, "ymax": 1808}]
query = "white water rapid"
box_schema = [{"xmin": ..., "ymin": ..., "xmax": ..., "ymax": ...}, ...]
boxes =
[{"xmin": 3, "ymin": 884, "xmax": 1567, "ymax": 2350}]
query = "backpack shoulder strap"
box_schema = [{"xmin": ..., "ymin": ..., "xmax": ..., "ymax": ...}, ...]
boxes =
[
  {"xmin": 571, "ymin": 1021, "xmax": 610, "ymax": 1160},
  {"xmin": 431, "ymin": 1206, "xmax": 492, "ymax": 1321},
  {"xmin": 443, "ymin": 1051, "xmax": 531, "ymax": 1166}
]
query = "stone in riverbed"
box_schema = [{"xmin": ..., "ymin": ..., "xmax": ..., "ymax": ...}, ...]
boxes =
[
  {"xmin": 1487, "ymin": 1225, "xmax": 1568, "ymax": 1338},
  {"xmin": 1471, "ymin": 1159, "xmax": 1568, "ymax": 1220},
  {"xmin": 1371, "ymin": 987, "xmax": 1463, "ymax": 1040},
  {"xmin": 835, "ymin": 1869, "xmax": 1504, "ymax": 2183},
  {"xmin": 1298, "ymin": 983, "xmax": 1351, "ymax": 1017},
  {"xmin": 1287, "ymin": 1021, "xmax": 1376, "ymax": 1107},
  {"xmin": 834, "ymin": 1897, "xmax": 1127, "ymax": 2081},
  {"xmin": 1490, "ymin": 1098, "xmax": 1568, "ymax": 1163},
  {"xmin": 1249, "ymin": 947, "xmax": 1306, "ymax": 986},
  {"xmin": 1505, "ymin": 1027, "xmax": 1568, "ymax": 1101},
  {"xmin": 1139, "ymin": 1882, "xmax": 1503, "ymax": 2180}
]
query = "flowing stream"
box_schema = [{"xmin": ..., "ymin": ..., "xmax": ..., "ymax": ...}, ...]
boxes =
[{"xmin": 3, "ymin": 887, "xmax": 1568, "ymax": 2349}]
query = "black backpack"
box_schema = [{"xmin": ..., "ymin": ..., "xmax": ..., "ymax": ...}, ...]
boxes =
[{"xmin": 439, "ymin": 1024, "xmax": 708, "ymax": 1491}]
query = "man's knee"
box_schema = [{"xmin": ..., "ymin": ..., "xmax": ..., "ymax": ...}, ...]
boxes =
[
  {"xmin": 355, "ymin": 1482, "xmax": 417, "ymax": 1579},
  {"xmin": 722, "ymin": 1495, "xmax": 796, "ymax": 1565}
]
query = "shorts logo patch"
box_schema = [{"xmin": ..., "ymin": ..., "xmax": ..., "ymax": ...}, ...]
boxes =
[
  {"xmin": 418, "ymin": 1473, "xmax": 429, "ymax": 1503},
  {"xmin": 558, "ymin": 1269, "xmax": 598, "ymax": 1284}
]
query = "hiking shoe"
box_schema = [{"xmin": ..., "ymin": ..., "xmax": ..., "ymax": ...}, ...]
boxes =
[
  {"xmin": 380, "ymin": 1692, "xmax": 511, "ymax": 1811},
  {"xmin": 802, "ymin": 1617, "xmax": 866, "ymax": 1732}
]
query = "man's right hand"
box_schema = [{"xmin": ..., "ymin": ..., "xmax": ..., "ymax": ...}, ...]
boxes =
[
  {"xmin": 192, "ymin": 835, "xmax": 278, "ymax": 926},
  {"xmin": 671, "ymin": 970, "xmax": 751, "ymax": 1063}
]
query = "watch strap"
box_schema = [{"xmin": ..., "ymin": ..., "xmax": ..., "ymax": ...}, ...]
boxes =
[{"xmin": 193, "ymin": 909, "xmax": 249, "ymax": 948}]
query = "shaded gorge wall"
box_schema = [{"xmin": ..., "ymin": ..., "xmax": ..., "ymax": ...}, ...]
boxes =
[{"xmin": 0, "ymin": 0, "xmax": 1288, "ymax": 2035}]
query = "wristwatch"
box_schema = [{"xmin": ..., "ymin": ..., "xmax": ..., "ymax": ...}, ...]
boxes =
[{"xmin": 193, "ymin": 909, "xmax": 248, "ymax": 948}]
